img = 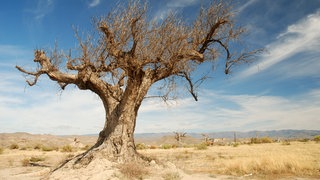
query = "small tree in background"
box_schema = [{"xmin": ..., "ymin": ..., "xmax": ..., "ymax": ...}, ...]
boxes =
[
  {"xmin": 174, "ymin": 132, "xmax": 187, "ymax": 145},
  {"xmin": 16, "ymin": 0, "xmax": 261, "ymax": 169}
]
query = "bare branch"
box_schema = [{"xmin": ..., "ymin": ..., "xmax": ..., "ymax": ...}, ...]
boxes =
[
  {"xmin": 198, "ymin": 19, "xmax": 228, "ymax": 54},
  {"xmin": 17, "ymin": 50, "xmax": 77, "ymax": 87}
]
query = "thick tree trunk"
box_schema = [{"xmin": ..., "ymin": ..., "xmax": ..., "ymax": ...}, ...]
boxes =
[
  {"xmin": 61, "ymin": 76, "xmax": 153, "ymax": 169},
  {"xmin": 93, "ymin": 106, "xmax": 140, "ymax": 162}
]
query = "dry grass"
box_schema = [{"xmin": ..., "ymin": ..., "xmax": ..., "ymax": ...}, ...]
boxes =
[
  {"xmin": 140, "ymin": 141, "xmax": 320, "ymax": 178},
  {"xmin": 21, "ymin": 158, "xmax": 30, "ymax": 167},
  {"xmin": 61, "ymin": 145, "xmax": 73, "ymax": 152},
  {"xmin": 9, "ymin": 143, "xmax": 19, "ymax": 150},
  {"xmin": 118, "ymin": 162, "xmax": 150, "ymax": 179}
]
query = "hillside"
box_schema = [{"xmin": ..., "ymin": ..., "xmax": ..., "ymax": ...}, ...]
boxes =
[{"xmin": 1, "ymin": 130, "xmax": 319, "ymax": 148}]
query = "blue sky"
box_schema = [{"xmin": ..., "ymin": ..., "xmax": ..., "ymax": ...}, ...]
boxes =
[{"xmin": 0, "ymin": 0, "xmax": 320, "ymax": 135}]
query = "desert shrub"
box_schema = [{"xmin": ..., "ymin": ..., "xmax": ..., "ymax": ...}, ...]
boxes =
[
  {"xmin": 161, "ymin": 144, "xmax": 173, "ymax": 149},
  {"xmin": 250, "ymin": 137, "xmax": 273, "ymax": 144},
  {"xmin": 232, "ymin": 143, "xmax": 240, "ymax": 147},
  {"xmin": 195, "ymin": 143, "xmax": 208, "ymax": 150},
  {"xmin": 9, "ymin": 143, "xmax": 19, "ymax": 149},
  {"xmin": 81, "ymin": 145, "xmax": 91, "ymax": 151},
  {"xmin": 171, "ymin": 144, "xmax": 177, "ymax": 148},
  {"xmin": 19, "ymin": 146, "xmax": 28, "ymax": 150},
  {"xmin": 314, "ymin": 135, "xmax": 320, "ymax": 143},
  {"xmin": 0, "ymin": 147, "xmax": 3, "ymax": 154},
  {"xmin": 34, "ymin": 144, "xmax": 42, "ymax": 150},
  {"xmin": 61, "ymin": 145, "xmax": 73, "ymax": 152},
  {"xmin": 298, "ymin": 138, "xmax": 309, "ymax": 142},
  {"xmin": 261, "ymin": 137, "xmax": 273, "ymax": 143},
  {"xmin": 162, "ymin": 172, "xmax": 181, "ymax": 180},
  {"xmin": 30, "ymin": 156, "xmax": 45, "ymax": 162},
  {"xmin": 21, "ymin": 158, "xmax": 30, "ymax": 167},
  {"xmin": 149, "ymin": 145, "xmax": 157, "ymax": 149},
  {"xmin": 42, "ymin": 146, "xmax": 58, "ymax": 151},
  {"xmin": 119, "ymin": 162, "xmax": 149, "ymax": 179},
  {"xmin": 136, "ymin": 143, "xmax": 148, "ymax": 150},
  {"xmin": 282, "ymin": 140, "xmax": 291, "ymax": 145}
]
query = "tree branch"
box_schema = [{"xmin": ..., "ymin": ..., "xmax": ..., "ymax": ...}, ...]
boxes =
[
  {"xmin": 198, "ymin": 19, "xmax": 228, "ymax": 54},
  {"xmin": 16, "ymin": 50, "xmax": 77, "ymax": 87}
]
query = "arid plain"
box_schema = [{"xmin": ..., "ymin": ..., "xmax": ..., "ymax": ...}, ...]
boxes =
[{"xmin": 0, "ymin": 133, "xmax": 319, "ymax": 179}]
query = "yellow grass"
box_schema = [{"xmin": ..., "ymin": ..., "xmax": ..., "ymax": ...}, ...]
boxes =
[{"xmin": 139, "ymin": 141, "xmax": 320, "ymax": 178}]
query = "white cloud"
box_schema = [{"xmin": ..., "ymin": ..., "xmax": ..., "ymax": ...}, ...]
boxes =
[
  {"xmin": 89, "ymin": 0, "xmax": 101, "ymax": 8},
  {"xmin": 136, "ymin": 90, "xmax": 320, "ymax": 133},
  {"xmin": 153, "ymin": 0, "xmax": 200, "ymax": 22},
  {"xmin": 2, "ymin": 69, "xmax": 319, "ymax": 135},
  {"xmin": 167, "ymin": 0, "xmax": 198, "ymax": 8},
  {"xmin": 236, "ymin": 0, "xmax": 257, "ymax": 14},
  {"xmin": 0, "ymin": 84, "xmax": 105, "ymax": 135},
  {"xmin": 239, "ymin": 10, "xmax": 320, "ymax": 79},
  {"xmin": 25, "ymin": 0, "xmax": 54, "ymax": 22}
]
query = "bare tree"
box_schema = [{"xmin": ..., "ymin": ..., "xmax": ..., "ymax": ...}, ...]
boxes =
[
  {"xmin": 174, "ymin": 132, "xmax": 187, "ymax": 145},
  {"xmin": 16, "ymin": 0, "xmax": 261, "ymax": 167}
]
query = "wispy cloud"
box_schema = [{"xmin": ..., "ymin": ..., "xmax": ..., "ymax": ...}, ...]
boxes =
[
  {"xmin": 166, "ymin": 0, "xmax": 198, "ymax": 8},
  {"xmin": 0, "ymin": 84, "xmax": 105, "ymax": 135},
  {"xmin": 153, "ymin": 0, "xmax": 200, "ymax": 21},
  {"xmin": 238, "ymin": 10, "xmax": 320, "ymax": 79},
  {"xmin": 88, "ymin": 0, "xmax": 101, "ymax": 8},
  {"xmin": 2, "ymin": 69, "xmax": 319, "ymax": 134},
  {"xmin": 25, "ymin": 0, "xmax": 54, "ymax": 22},
  {"xmin": 236, "ymin": 0, "xmax": 257, "ymax": 14},
  {"xmin": 136, "ymin": 90, "xmax": 320, "ymax": 133}
]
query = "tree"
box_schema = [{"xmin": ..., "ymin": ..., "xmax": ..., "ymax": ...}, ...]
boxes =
[
  {"xmin": 174, "ymin": 132, "xmax": 187, "ymax": 145},
  {"xmin": 16, "ymin": 0, "xmax": 260, "ymax": 166}
]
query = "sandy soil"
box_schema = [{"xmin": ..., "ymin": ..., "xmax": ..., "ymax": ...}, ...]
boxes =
[
  {"xmin": 1, "ymin": 133, "xmax": 319, "ymax": 179},
  {"xmin": 0, "ymin": 149, "xmax": 245, "ymax": 180}
]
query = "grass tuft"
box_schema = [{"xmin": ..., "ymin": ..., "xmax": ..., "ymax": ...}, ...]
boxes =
[
  {"xmin": 21, "ymin": 158, "xmax": 30, "ymax": 167},
  {"xmin": 30, "ymin": 156, "xmax": 45, "ymax": 162},
  {"xmin": 9, "ymin": 143, "xmax": 19, "ymax": 150},
  {"xmin": 194, "ymin": 143, "xmax": 208, "ymax": 150},
  {"xmin": 162, "ymin": 172, "xmax": 181, "ymax": 180},
  {"xmin": 119, "ymin": 162, "xmax": 149, "ymax": 179},
  {"xmin": 61, "ymin": 145, "xmax": 73, "ymax": 152}
]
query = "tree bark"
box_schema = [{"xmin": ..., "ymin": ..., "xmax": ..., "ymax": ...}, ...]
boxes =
[{"xmin": 68, "ymin": 74, "xmax": 153, "ymax": 167}]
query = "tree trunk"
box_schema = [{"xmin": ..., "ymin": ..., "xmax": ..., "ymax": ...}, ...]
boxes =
[
  {"xmin": 58, "ymin": 76, "xmax": 153, "ymax": 169},
  {"xmin": 93, "ymin": 105, "xmax": 140, "ymax": 163}
]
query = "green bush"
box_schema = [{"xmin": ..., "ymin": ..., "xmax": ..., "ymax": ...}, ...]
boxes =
[
  {"xmin": 314, "ymin": 135, "xmax": 320, "ymax": 143},
  {"xmin": 9, "ymin": 143, "xmax": 19, "ymax": 150},
  {"xmin": 250, "ymin": 137, "xmax": 273, "ymax": 144},
  {"xmin": 161, "ymin": 144, "xmax": 173, "ymax": 149},
  {"xmin": 42, "ymin": 146, "xmax": 58, "ymax": 151},
  {"xmin": 136, "ymin": 143, "xmax": 148, "ymax": 150},
  {"xmin": 232, "ymin": 143, "xmax": 240, "ymax": 147},
  {"xmin": 195, "ymin": 143, "xmax": 208, "ymax": 150},
  {"xmin": 61, "ymin": 145, "xmax": 73, "ymax": 152}
]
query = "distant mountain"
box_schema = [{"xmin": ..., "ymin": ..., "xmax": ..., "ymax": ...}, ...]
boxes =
[{"xmin": 135, "ymin": 130, "xmax": 320, "ymax": 140}]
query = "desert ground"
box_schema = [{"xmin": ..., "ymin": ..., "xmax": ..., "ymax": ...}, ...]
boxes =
[{"xmin": 0, "ymin": 133, "xmax": 319, "ymax": 179}]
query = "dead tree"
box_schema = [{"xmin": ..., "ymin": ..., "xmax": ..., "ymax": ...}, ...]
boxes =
[
  {"xmin": 174, "ymin": 132, "xmax": 187, "ymax": 144},
  {"xmin": 202, "ymin": 133, "xmax": 214, "ymax": 145},
  {"xmin": 16, "ymin": 0, "xmax": 261, "ymax": 168}
]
